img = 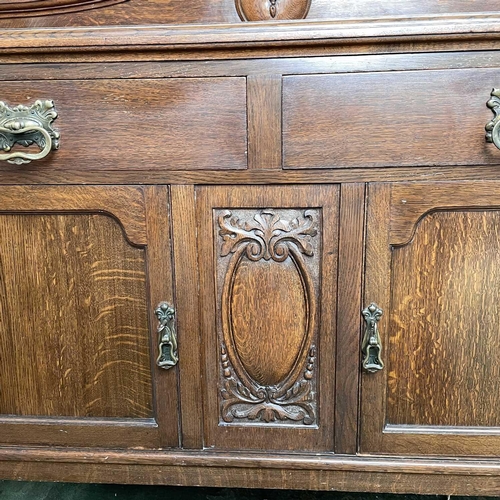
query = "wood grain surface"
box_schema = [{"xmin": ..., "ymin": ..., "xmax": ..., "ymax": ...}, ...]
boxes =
[
  {"xmin": 247, "ymin": 74, "xmax": 282, "ymax": 170},
  {"xmin": 389, "ymin": 210, "xmax": 500, "ymax": 427},
  {"xmin": 0, "ymin": 185, "xmax": 179, "ymax": 448},
  {"xmin": 0, "ymin": 0, "xmax": 498, "ymax": 28},
  {"xmin": 3, "ymin": 15, "xmax": 500, "ymax": 63},
  {"xmin": 0, "ymin": 78, "xmax": 247, "ymax": 172},
  {"xmin": 283, "ymin": 68, "xmax": 500, "ymax": 169},
  {"xmin": 0, "ymin": 213, "xmax": 151, "ymax": 419},
  {"xmin": 361, "ymin": 180, "xmax": 500, "ymax": 457}
]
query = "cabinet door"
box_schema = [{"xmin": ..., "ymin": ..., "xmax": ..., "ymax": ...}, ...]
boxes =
[
  {"xmin": 0, "ymin": 185, "xmax": 178, "ymax": 448},
  {"xmin": 197, "ymin": 185, "xmax": 338, "ymax": 452},
  {"xmin": 361, "ymin": 181, "xmax": 500, "ymax": 456}
]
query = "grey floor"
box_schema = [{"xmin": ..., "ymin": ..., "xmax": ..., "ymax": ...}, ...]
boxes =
[{"xmin": 0, "ymin": 483, "xmax": 484, "ymax": 500}]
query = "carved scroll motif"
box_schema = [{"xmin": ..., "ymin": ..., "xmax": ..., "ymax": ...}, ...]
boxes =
[
  {"xmin": 217, "ymin": 209, "xmax": 319, "ymax": 426},
  {"xmin": 221, "ymin": 344, "xmax": 316, "ymax": 424},
  {"xmin": 218, "ymin": 209, "xmax": 317, "ymax": 262}
]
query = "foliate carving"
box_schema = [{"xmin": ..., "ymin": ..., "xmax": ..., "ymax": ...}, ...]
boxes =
[
  {"xmin": 235, "ymin": 0, "xmax": 311, "ymax": 22},
  {"xmin": 219, "ymin": 209, "xmax": 317, "ymax": 262},
  {"xmin": 217, "ymin": 209, "xmax": 319, "ymax": 426},
  {"xmin": 221, "ymin": 344, "xmax": 316, "ymax": 425}
]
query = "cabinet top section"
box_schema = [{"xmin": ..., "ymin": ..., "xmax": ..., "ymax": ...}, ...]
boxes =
[
  {"xmin": 1, "ymin": 0, "xmax": 500, "ymax": 27},
  {"xmin": 2, "ymin": 13, "xmax": 500, "ymax": 60}
]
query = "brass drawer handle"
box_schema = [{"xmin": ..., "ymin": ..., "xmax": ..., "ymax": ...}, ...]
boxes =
[
  {"xmin": 362, "ymin": 303, "xmax": 384, "ymax": 373},
  {"xmin": 155, "ymin": 302, "xmax": 178, "ymax": 370},
  {"xmin": 0, "ymin": 100, "xmax": 60, "ymax": 165},
  {"xmin": 486, "ymin": 89, "xmax": 500, "ymax": 150}
]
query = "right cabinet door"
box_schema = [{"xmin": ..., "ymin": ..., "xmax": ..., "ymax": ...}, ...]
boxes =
[{"xmin": 361, "ymin": 181, "xmax": 500, "ymax": 456}]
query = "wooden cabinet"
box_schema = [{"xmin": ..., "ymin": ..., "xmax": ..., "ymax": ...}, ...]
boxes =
[
  {"xmin": 4, "ymin": 1, "xmax": 500, "ymax": 494},
  {"xmin": 361, "ymin": 181, "xmax": 500, "ymax": 457},
  {"xmin": 0, "ymin": 185, "xmax": 179, "ymax": 448}
]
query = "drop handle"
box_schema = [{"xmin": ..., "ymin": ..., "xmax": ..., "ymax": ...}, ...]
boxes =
[
  {"xmin": 361, "ymin": 303, "xmax": 384, "ymax": 373},
  {"xmin": 486, "ymin": 89, "xmax": 500, "ymax": 150},
  {"xmin": 0, "ymin": 100, "xmax": 60, "ymax": 165},
  {"xmin": 155, "ymin": 302, "xmax": 179, "ymax": 370}
]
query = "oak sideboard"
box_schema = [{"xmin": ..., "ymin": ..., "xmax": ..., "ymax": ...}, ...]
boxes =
[{"xmin": 1, "ymin": 0, "xmax": 500, "ymax": 495}]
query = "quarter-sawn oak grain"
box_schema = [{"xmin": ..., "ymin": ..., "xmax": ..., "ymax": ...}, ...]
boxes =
[{"xmin": 3, "ymin": 0, "xmax": 500, "ymax": 493}]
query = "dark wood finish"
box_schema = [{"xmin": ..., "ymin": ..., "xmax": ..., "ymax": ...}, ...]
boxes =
[
  {"xmin": 284, "ymin": 68, "xmax": 500, "ymax": 169},
  {"xmin": 197, "ymin": 185, "xmax": 337, "ymax": 452},
  {"xmin": 0, "ymin": 1, "xmax": 500, "ymax": 29},
  {"xmin": 389, "ymin": 210, "xmax": 500, "ymax": 427},
  {"xmin": 0, "ymin": 185, "xmax": 147, "ymax": 244},
  {"xmin": 361, "ymin": 180, "xmax": 500, "ymax": 456},
  {"xmin": 6, "ymin": 51, "xmax": 500, "ymax": 81},
  {"xmin": 335, "ymin": 183, "xmax": 365, "ymax": 455},
  {"xmin": 0, "ymin": 78, "xmax": 247, "ymax": 172},
  {"xmin": 0, "ymin": 185, "xmax": 179, "ymax": 448},
  {"xmin": 247, "ymin": 74, "xmax": 282, "ymax": 170},
  {"xmin": 4, "ymin": 462, "xmax": 500, "ymax": 495},
  {"xmin": 143, "ymin": 186, "xmax": 180, "ymax": 448},
  {"xmin": 170, "ymin": 185, "xmax": 204, "ymax": 449},
  {"xmin": 2, "ymin": 448, "xmax": 500, "ymax": 494},
  {"xmin": 5, "ymin": 165, "xmax": 500, "ymax": 186},
  {"xmin": 2, "ymin": 16, "xmax": 500, "ymax": 63},
  {"xmin": 4, "ymin": 0, "xmax": 500, "ymax": 491},
  {"xmin": 0, "ymin": 0, "xmax": 125, "ymax": 18}
]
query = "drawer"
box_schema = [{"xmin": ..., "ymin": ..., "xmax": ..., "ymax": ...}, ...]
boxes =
[
  {"xmin": 283, "ymin": 68, "xmax": 500, "ymax": 170},
  {"xmin": 0, "ymin": 77, "xmax": 247, "ymax": 171}
]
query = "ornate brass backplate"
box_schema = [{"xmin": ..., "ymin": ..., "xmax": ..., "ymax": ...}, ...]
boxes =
[
  {"xmin": 155, "ymin": 302, "xmax": 179, "ymax": 370},
  {"xmin": 486, "ymin": 89, "xmax": 500, "ymax": 150},
  {"xmin": 362, "ymin": 303, "xmax": 384, "ymax": 373},
  {"xmin": 0, "ymin": 100, "xmax": 60, "ymax": 165}
]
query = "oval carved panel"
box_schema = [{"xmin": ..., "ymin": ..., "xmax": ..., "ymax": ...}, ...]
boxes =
[
  {"xmin": 235, "ymin": 0, "xmax": 311, "ymax": 21},
  {"xmin": 230, "ymin": 257, "xmax": 308, "ymax": 387},
  {"xmin": 0, "ymin": 0, "xmax": 126, "ymax": 19},
  {"xmin": 217, "ymin": 209, "xmax": 319, "ymax": 426}
]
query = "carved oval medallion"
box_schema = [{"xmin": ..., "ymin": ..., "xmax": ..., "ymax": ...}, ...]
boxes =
[
  {"xmin": 235, "ymin": 0, "xmax": 311, "ymax": 21},
  {"xmin": 218, "ymin": 209, "xmax": 319, "ymax": 425},
  {"xmin": 230, "ymin": 257, "xmax": 308, "ymax": 386}
]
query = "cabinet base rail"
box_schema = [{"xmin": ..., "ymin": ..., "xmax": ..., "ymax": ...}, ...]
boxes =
[{"xmin": 0, "ymin": 447, "xmax": 500, "ymax": 495}]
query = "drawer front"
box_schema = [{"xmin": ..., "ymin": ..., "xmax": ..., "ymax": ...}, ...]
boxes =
[
  {"xmin": 283, "ymin": 68, "xmax": 500, "ymax": 170},
  {"xmin": 0, "ymin": 77, "xmax": 247, "ymax": 172}
]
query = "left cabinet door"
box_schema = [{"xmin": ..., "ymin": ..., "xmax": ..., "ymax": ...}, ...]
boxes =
[{"xmin": 0, "ymin": 185, "xmax": 179, "ymax": 448}]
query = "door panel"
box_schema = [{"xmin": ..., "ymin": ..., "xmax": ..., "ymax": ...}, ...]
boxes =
[
  {"xmin": 0, "ymin": 185, "xmax": 178, "ymax": 448},
  {"xmin": 197, "ymin": 185, "xmax": 338, "ymax": 452},
  {"xmin": 0, "ymin": 212, "xmax": 152, "ymax": 419},
  {"xmin": 361, "ymin": 181, "xmax": 500, "ymax": 456}
]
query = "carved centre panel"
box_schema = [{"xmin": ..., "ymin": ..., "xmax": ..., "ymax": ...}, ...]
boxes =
[{"xmin": 215, "ymin": 208, "xmax": 320, "ymax": 426}]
